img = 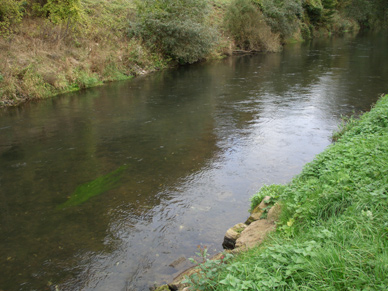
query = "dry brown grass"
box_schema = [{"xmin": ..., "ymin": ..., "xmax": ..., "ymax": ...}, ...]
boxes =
[{"xmin": 0, "ymin": 13, "xmax": 138, "ymax": 106}]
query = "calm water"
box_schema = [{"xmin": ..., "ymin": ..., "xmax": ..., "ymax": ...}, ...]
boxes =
[{"xmin": 1, "ymin": 32, "xmax": 388, "ymax": 290}]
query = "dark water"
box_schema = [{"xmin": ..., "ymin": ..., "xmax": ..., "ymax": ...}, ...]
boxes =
[{"xmin": 1, "ymin": 32, "xmax": 387, "ymax": 291}]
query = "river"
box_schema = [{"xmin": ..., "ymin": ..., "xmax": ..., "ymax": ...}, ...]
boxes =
[{"xmin": 1, "ymin": 32, "xmax": 387, "ymax": 290}]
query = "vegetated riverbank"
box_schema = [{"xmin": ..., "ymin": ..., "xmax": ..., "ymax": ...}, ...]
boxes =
[
  {"xmin": 181, "ymin": 93, "xmax": 388, "ymax": 290},
  {"xmin": 3, "ymin": 0, "xmax": 386, "ymax": 107}
]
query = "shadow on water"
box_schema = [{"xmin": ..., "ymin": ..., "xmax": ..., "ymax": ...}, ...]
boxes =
[{"xmin": 0, "ymin": 32, "xmax": 388, "ymax": 290}]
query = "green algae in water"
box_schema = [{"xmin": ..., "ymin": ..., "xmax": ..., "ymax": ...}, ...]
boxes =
[{"xmin": 58, "ymin": 165, "xmax": 127, "ymax": 209}]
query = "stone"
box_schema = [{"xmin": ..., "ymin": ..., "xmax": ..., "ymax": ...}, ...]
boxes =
[
  {"xmin": 245, "ymin": 210, "xmax": 263, "ymax": 225},
  {"xmin": 258, "ymin": 196, "xmax": 272, "ymax": 210},
  {"xmin": 222, "ymin": 223, "xmax": 247, "ymax": 249},
  {"xmin": 169, "ymin": 265, "xmax": 198, "ymax": 291},
  {"xmin": 244, "ymin": 196, "xmax": 271, "ymax": 225},
  {"xmin": 169, "ymin": 251, "xmax": 234, "ymax": 290},
  {"xmin": 235, "ymin": 219, "xmax": 275, "ymax": 249},
  {"xmin": 267, "ymin": 203, "xmax": 281, "ymax": 223}
]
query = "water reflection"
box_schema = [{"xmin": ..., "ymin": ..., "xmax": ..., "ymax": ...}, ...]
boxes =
[{"xmin": 0, "ymin": 32, "xmax": 387, "ymax": 290}]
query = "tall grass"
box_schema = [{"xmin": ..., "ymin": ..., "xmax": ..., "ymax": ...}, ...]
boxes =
[{"xmin": 186, "ymin": 94, "xmax": 388, "ymax": 290}]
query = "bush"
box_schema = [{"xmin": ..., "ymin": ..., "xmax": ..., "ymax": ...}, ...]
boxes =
[
  {"xmin": 303, "ymin": 0, "xmax": 337, "ymax": 26},
  {"xmin": 300, "ymin": 22, "xmax": 313, "ymax": 39},
  {"xmin": 224, "ymin": 0, "xmax": 281, "ymax": 52},
  {"xmin": 260, "ymin": 0, "xmax": 303, "ymax": 38},
  {"xmin": 129, "ymin": 0, "xmax": 217, "ymax": 64},
  {"xmin": 0, "ymin": 0, "xmax": 24, "ymax": 36},
  {"xmin": 344, "ymin": 0, "xmax": 388, "ymax": 28},
  {"xmin": 304, "ymin": 0, "xmax": 324, "ymax": 24},
  {"xmin": 43, "ymin": 0, "xmax": 83, "ymax": 24}
]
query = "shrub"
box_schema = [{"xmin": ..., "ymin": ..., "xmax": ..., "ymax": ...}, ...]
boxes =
[
  {"xmin": 0, "ymin": 0, "xmax": 24, "ymax": 36},
  {"xmin": 129, "ymin": 0, "xmax": 217, "ymax": 64},
  {"xmin": 260, "ymin": 0, "xmax": 303, "ymax": 38},
  {"xmin": 304, "ymin": 0, "xmax": 324, "ymax": 24},
  {"xmin": 224, "ymin": 0, "xmax": 281, "ymax": 52},
  {"xmin": 304, "ymin": 0, "xmax": 337, "ymax": 26},
  {"xmin": 43, "ymin": 0, "xmax": 83, "ymax": 24},
  {"xmin": 300, "ymin": 22, "xmax": 313, "ymax": 39}
]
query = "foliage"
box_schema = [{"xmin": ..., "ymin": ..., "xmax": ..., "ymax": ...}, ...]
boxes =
[
  {"xmin": 250, "ymin": 184, "xmax": 285, "ymax": 212},
  {"xmin": 331, "ymin": 114, "xmax": 359, "ymax": 141},
  {"xmin": 304, "ymin": 0, "xmax": 324, "ymax": 24},
  {"xmin": 223, "ymin": 0, "xmax": 281, "ymax": 51},
  {"xmin": 303, "ymin": 0, "xmax": 337, "ymax": 26},
  {"xmin": 43, "ymin": 0, "xmax": 83, "ymax": 24},
  {"xmin": 73, "ymin": 68, "xmax": 101, "ymax": 89},
  {"xmin": 27, "ymin": 0, "xmax": 85, "ymax": 40},
  {"xmin": 0, "ymin": 0, "xmax": 24, "ymax": 36},
  {"xmin": 130, "ymin": 0, "xmax": 217, "ymax": 64},
  {"xmin": 186, "ymin": 94, "xmax": 388, "ymax": 290},
  {"xmin": 343, "ymin": 0, "xmax": 388, "ymax": 28},
  {"xmin": 123, "ymin": 39, "xmax": 170, "ymax": 72},
  {"xmin": 300, "ymin": 22, "xmax": 313, "ymax": 39},
  {"xmin": 1, "ymin": 0, "xmax": 387, "ymax": 107},
  {"xmin": 259, "ymin": 0, "xmax": 303, "ymax": 38},
  {"xmin": 182, "ymin": 246, "xmax": 234, "ymax": 290}
]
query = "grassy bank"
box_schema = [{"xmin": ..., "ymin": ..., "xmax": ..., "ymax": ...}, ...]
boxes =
[
  {"xmin": 0, "ymin": 0, "xmax": 169, "ymax": 107},
  {"xmin": 185, "ymin": 94, "xmax": 388, "ymax": 290},
  {"xmin": 1, "ymin": 0, "xmax": 376, "ymax": 107}
]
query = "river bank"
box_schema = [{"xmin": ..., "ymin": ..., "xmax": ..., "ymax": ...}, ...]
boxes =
[
  {"xmin": 179, "ymin": 94, "xmax": 388, "ymax": 290},
  {"xmin": 1, "ymin": 0, "xmax": 369, "ymax": 108}
]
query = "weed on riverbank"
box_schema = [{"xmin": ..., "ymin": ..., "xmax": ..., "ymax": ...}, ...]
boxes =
[{"xmin": 186, "ymin": 94, "xmax": 388, "ymax": 290}]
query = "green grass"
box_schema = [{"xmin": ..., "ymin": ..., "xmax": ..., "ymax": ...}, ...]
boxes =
[{"xmin": 185, "ymin": 94, "xmax": 388, "ymax": 290}]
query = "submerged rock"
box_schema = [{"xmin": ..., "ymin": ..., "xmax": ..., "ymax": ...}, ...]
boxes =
[{"xmin": 168, "ymin": 256, "xmax": 186, "ymax": 269}]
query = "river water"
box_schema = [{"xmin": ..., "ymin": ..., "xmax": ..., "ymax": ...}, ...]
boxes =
[{"xmin": 1, "ymin": 32, "xmax": 387, "ymax": 290}]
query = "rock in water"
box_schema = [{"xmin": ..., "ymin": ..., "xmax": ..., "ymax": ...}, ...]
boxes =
[
  {"xmin": 222, "ymin": 223, "xmax": 247, "ymax": 249},
  {"xmin": 235, "ymin": 219, "xmax": 275, "ymax": 249}
]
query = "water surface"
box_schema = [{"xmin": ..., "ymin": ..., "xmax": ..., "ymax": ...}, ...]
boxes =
[{"xmin": 1, "ymin": 32, "xmax": 388, "ymax": 290}]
